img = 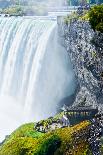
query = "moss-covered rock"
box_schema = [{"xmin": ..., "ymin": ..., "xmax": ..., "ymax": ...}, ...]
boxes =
[{"xmin": 0, "ymin": 120, "xmax": 92, "ymax": 155}]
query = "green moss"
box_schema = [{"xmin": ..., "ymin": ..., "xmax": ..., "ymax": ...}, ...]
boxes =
[
  {"xmin": 3, "ymin": 123, "xmax": 35, "ymax": 145},
  {"xmin": 34, "ymin": 135, "xmax": 61, "ymax": 155},
  {"xmin": 9, "ymin": 123, "xmax": 34, "ymax": 138},
  {"xmin": 0, "ymin": 119, "xmax": 91, "ymax": 155},
  {"xmin": 25, "ymin": 131, "xmax": 44, "ymax": 139},
  {"xmin": 52, "ymin": 121, "xmax": 91, "ymax": 154},
  {"xmin": 0, "ymin": 134, "xmax": 60, "ymax": 155}
]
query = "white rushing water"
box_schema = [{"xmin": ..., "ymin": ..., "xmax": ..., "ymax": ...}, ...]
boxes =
[{"xmin": 0, "ymin": 17, "xmax": 75, "ymax": 141}]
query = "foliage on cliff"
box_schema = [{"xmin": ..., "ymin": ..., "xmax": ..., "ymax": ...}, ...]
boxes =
[
  {"xmin": 2, "ymin": 6, "xmax": 24, "ymax": 16},
  {"xmin": 0, "ymin": 120, "xmax": 92, "ymax": 155},
  {"xmin": 64, "ymin": 12, "xmax": 79, "ymax": 25},
  {"xmin": 89, "ymin": 5, "xmax": 103, "ymax": 33}
]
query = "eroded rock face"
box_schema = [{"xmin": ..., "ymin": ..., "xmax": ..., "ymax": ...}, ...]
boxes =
[
  {"xmin": 58, "ymin": 18, "xmax": 103, "ymax": 108},
  {"xmin": 73, "ymin": 87, "xmax": 97, "ymax": 107}
]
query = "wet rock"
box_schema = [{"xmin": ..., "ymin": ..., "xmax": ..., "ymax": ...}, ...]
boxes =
[
  {"xmin": 58, "ymin": 18, "xmax": 103, "ymax": 109},
  {"xmin": 73, "ymin": 87, "xmax": 97, "ymax": 107}
]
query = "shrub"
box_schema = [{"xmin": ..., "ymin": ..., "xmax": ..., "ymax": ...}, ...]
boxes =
[
  {"xmin": 2, "ymin": 6, "xmax": 24, "ymax": 16},
  {"xmin": 96, "ymin": 23, "xmax": 103, "ymax": 33},
  {"xmin": 89, "ymin": 5, "xmax": 103, "ymax": 32},
  {"xmin": 34, "ymin": 135, "xmax": 61, "ymax": 155}
]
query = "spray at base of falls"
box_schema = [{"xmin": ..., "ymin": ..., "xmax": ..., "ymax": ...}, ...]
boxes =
[{"xmin": 0, "ymin": 17, "xmax": 75, "ymax": 141}]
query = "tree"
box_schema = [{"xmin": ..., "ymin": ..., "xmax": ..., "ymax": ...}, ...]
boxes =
[{"xmin": 89, "ymin": 5, "xmax": 103, "ymax": 32}]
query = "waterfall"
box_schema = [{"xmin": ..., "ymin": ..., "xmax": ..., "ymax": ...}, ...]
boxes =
[{"xmin": 0, "ymin": 17, "xmax": 75, "ymax": 141}]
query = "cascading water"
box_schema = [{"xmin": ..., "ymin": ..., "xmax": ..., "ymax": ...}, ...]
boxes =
[{"xmin": 0, "ymin": 17, "xmax": 75, "ymax": 141}]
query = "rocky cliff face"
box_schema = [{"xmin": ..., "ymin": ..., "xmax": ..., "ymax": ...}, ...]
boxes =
[{"xmin": 58, "ymin": 18, "xmax": 103, "ymax": 110}]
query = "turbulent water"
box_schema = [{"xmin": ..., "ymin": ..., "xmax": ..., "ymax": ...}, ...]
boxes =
[{"xmin": 0, "ymin": 17, "xmax": 75, "ymax": 141}]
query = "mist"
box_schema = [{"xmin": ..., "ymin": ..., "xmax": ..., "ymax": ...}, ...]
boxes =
[
  {"xmin": 20, "ymin": 0, "xmax": 68, "ymax": 15},
  {"xmin": 25, "ymin": 0, "xmax": 66, "ymax": 7},
  {"xmin": 0, "ymin": 0, "xmax": 68, "ymax": 16}
]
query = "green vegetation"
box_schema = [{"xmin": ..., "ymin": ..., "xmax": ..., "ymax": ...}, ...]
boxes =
[
  {"xmin": 34, "ymin": 135, "xmax": 61, "ymax": 155},
  {"xmin": 64, "ymin": 9, "xmax": 90, "ymax": 25},
  {"xmin": 0, "ymin": 0, "xmax": 49, "ymax": 15},
  {"xmin": 79, "ymin": 11, "xmax": 89, "ymax": 20},
  {"xmin": 64, "ymin": 12, "xmax": 79, "ymax": 25},
  {"xmin": 25, "ymin": 131, "xmax": 44, "ymax": 139},
  {"xmin": 38, "ymin": 112, "xmax": 64, "ymax": 126},
  {"xmin": 7, "ymin": 123, "xmax": 35, "ymax": 140},
  {"xmin": 0, "ymin": 120, "xmax": 92, "ymax": 155},
  {"xmin": 0, "ymin": 4, "xmax": 48, "ymax": 16},
  {"xmin": 89, "ymin": 5, "xmax": 103, "ymax": 33},
  {"xmin": 67, "ymin": 0, "xmax": 103, "ymax": 6},
  {"xmin": 65, "ymin": 5, "xmax": 103, "ymax": 33},
  {"xmin": 0, "ymin": 135, "xmax": 61, "ymax": 155},
  {"xmin": 1, "ymin": 6, "xmax": 24, "ymax": 16}
]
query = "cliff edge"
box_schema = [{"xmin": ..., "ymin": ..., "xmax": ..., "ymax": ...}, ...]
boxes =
[{"xmin": 58, "ymin": 17, "xmax": 103, "ymax": 109}]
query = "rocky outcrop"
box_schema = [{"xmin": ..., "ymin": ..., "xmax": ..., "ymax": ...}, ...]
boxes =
[{"xmin": 58, "ymin": 18, "xmax": 103, "ymax": 109}]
